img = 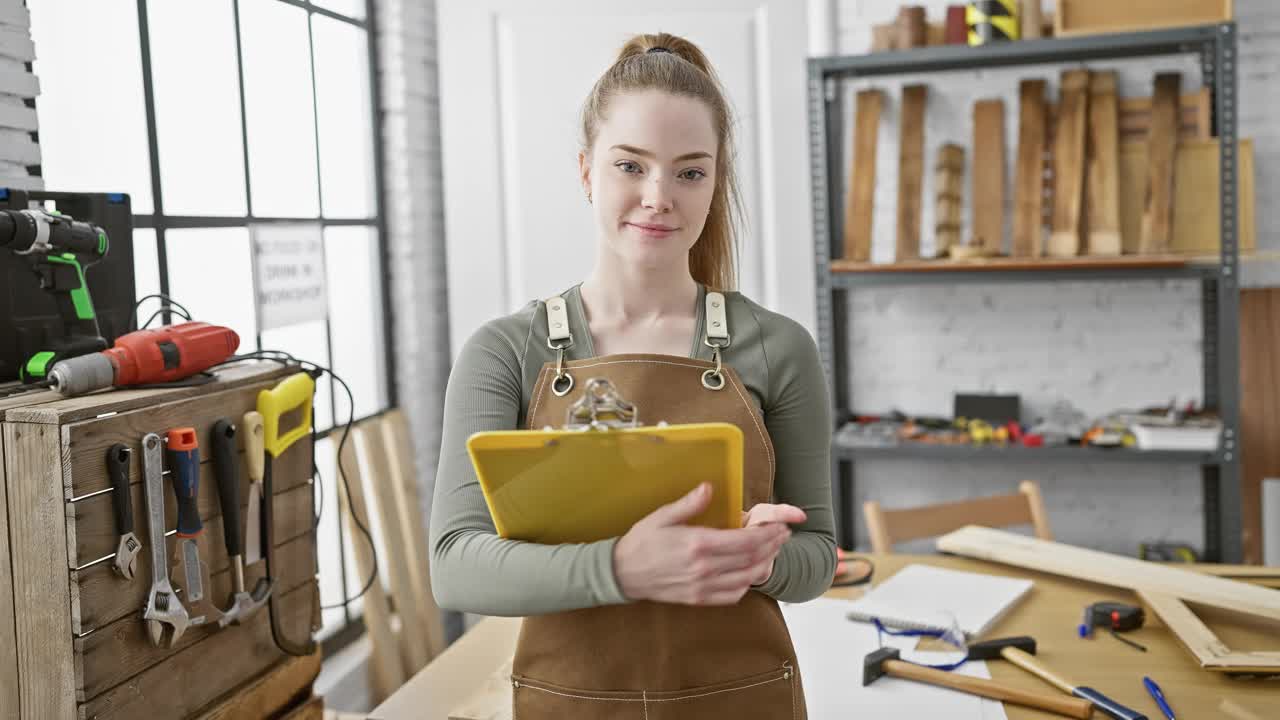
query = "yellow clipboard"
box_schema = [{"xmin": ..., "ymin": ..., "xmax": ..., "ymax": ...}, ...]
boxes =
[{"xmin": 466, "ymin": 379, "xmax": 744, "ymax": 544}]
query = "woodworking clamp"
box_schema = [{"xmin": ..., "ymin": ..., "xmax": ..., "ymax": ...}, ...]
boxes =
[
  {"xmin": 141, "ymin": 432, "xmax": 203, "ymax": 647},
  {"xmin": 106, "ymin": 443, "xmax": 140, "ymax": 580}
]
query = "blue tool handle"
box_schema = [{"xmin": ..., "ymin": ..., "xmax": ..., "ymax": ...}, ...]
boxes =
[
  {"xmin": 166, "ymin": 428, "xmax": 202, "ymax": 538},
  {"xmin": 1074, "ymin": 687, "xmax": 1147, "ymax": 720}
]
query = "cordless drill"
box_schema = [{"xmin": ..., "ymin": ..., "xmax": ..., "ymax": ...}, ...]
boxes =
[
  {"xmin": 46, "ymin": 321, "xmax": 241, "ymax": 396},
  {"xmin": 0, "ymin": 208, "xmax": 109, "ymax": 382}
]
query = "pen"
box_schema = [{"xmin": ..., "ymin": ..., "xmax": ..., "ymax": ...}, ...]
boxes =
[{"xmin": 1143, "ymin": 676, "xmax": 1175, "ymax": 720}]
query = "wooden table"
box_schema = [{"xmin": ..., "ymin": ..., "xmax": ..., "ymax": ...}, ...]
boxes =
[{"xmin": 371, "ymin": 554, "xmax": 1279, "ymax": 720}]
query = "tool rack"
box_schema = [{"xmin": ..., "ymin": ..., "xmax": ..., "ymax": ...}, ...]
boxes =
[
  {"xmin": 0, "ymin": 362, "xmax": 320, "ymax": 719},
  {"xmin": 808, "ymin": 24, "xmax": 1243, "ymax": 560}
]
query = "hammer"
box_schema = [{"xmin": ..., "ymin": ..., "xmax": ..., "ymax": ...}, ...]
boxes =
[
  {"xmin": 968, "ymin": 637, "xmax": 1148, "ymax": 720},
  {"xmin": 863, "ymin": 646, "xmax": 1093, "ymax": 719},
  {"xmin": 212, "ymin": 419, "xmax": 274, "ymax": 627}
]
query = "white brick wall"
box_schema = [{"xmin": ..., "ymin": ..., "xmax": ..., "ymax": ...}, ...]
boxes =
[
  {"xmin": 831, "ymin": 1, "xmax": 1276, "ymax": 553},
  {"xmin": 0, "ymin": 0, "xmax": 41, "ymax": 190}
]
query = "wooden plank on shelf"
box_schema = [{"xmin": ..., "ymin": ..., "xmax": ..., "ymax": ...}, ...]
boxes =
[
  {"xmin": 1140, "ymin": 72, "xmax": 1180, "ymax": 254},
  {"xmin": 1012, "ymin": 79, "xmax": 1046, "ymax": 257},
  {"xmin": 77, "ymin": 582, "xmax": 317, "ymax": 720},
  {"xmin": 936, "ymin": 526, "xmax": 1280, "ymax": 623},
  {"xmin": 192, "ymin": 652, "xmax": 321, "ymax": 720},
  {"xmin": 1055, "ymin": 0, "xmax": 1233, "ymax": 37},
  {"xmin": 1048, "ymin": 69, "xmax": 1089, "ymax": 257},
  {"xmin": 0, "ymin": 426, "xmax": 18, "ymax": 720},
  {"xmin": 356, "ymin": 419, "xmax": 432, "ymax": 674},
  {"xmin": 933, "ymin": 144, "xmax": 964, "ymax": 257},
  {"xmin": 1240, "ymin": 289, "xmax": 1280, "ymax": 565},
  {"xmin": 383, "ymin": 409, "xmax": 447, "ymax": 659},
  {"xmin": 4, "ymin": 362, "xmax": 291, "ymax": 425},
  {"xmin": 896, "ymin": 85, "xmax": 927, "ymax": 262},
  {"xmin": 1117, "ymin": 88, "xmax": 1211, "ymax": 143},
  {"xmin": 4, "ymin": 422, "xmax": 76, "ymax": 719},
  {"xmin": 1022, "ymin": 0, "xmax": 1044, "ymax": 39},
  {"xmin": 829, "ymin": 254, "xmax": 1190, "ymax": 274},
  {"xmin": 845, "ymin": 89, "xmax": 882, "ymax": 262},
  {"xmin": 337, "ymin": 437, "xmax": 406, "ymax": 703},
  {"xmin": 972, "ymin": 99, "xmax": 1005, "ymax": 254},
  {"xmin": 1086, "ymin": 71, "xmax": 1121, "ymax": 256},
  {"xmin": 1119, "ymin": 139, "xmax": 1255, "ymax": 255}
]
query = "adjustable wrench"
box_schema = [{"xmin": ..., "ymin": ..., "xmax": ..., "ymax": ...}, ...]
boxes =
[
  {"xmin": 107, "ymin": 444, "xmax": 140, "ymax": 580},
  {"xmin": 141, "ymin": 432, "xmax": 202, "ymax": 647}
]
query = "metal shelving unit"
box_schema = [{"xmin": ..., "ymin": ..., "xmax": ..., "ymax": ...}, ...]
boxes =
[{"xmin": 808, "ymin": 24, "xmax": 1242, "ymax": 561}]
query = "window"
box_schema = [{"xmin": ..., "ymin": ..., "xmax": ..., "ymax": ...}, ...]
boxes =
[{"xmin": 30, "ymin": 0, "xmax": 390, "ymax": 644}]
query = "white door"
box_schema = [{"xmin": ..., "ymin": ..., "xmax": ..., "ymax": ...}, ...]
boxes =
[{"xmin": 438, "ymin": 0, "xmax": 814, "ymax": 354}]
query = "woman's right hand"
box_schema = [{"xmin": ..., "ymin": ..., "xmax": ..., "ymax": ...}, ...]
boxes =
[{"xmin": 612, "ymin": 482, "xmax": 791, "ymax": 606}]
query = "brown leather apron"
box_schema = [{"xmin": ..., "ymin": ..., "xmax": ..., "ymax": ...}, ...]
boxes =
[{"xmin": 509, "ymin": 292, "xmax": 808, "ymax": 719}]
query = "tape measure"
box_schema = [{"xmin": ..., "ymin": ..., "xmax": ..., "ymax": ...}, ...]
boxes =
[{"xmin": 966, "ymin": 0, "xmax": 1019, "ymax": 45}]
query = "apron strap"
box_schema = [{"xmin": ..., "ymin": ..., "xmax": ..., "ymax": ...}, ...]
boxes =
[
  {"xmin": 702, "ymin": 291, "xmax": 730, "ymax": 391},
  {"xmin": 544, "ymin": 295, "xmax": 574, "ymax": 397}
]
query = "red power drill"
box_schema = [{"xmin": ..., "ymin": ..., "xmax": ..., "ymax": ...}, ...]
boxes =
[{"xmin": 46, "ymin": 321, "xmax": 240, "ymax": 396}]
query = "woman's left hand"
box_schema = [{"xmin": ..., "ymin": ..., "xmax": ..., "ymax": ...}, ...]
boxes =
[{"xmin": 740, "ymin": 503, "xmax": 807, "ymax": 585}]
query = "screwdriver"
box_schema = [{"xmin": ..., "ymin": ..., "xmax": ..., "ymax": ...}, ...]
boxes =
[{"xmin": 167, "ymin": 428, "xmax": 206, "ymax": 603}]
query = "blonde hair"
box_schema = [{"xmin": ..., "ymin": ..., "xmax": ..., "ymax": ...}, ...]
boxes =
[{"xmin": 580, "ymin": 32, "xmax": 742, "ymax": 292}]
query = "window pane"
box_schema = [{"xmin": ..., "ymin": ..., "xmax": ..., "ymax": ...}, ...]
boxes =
[
  {"xmin": 147, "ymin": 0, "xmax": 247, "ymax": 216},
  {"xmin": 325, "ymin": 226, "xmax": 386, "ymax": 417},
  {"xmin": 165, "ymin": 227, "xmax": 257, "ymax": 348},
  {"xmin": 316, "ymin": 435, "xmax": 346, "ymax": 639},
  {"xmin": 313, "ymin": 17, "xmax": 375, "ymax": 218},
  {"xmin": 260, "ymin": 321, "xmax": 335, "ymax": 431},
  {"xmin": 238, "ymin": 0, "xmax": 319, "ymax": 217},
  {"xmin": 29, "ymin": 0, "xmax": 153, "ymax": 213},
  {"xmin": 132, "ymin": 229, "xmax": 159, "ymax": 326},
  {"xmin": 312, "ymin": 0, "xmax": 366, "ymax": 21}
]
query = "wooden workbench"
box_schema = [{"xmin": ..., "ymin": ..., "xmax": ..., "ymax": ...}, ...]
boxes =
[{"xmin": 371, "ymin": 554, "xmax": 1279, "ymax": 720}]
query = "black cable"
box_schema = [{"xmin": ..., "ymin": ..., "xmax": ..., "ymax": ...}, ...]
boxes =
[
  {"xmin": 211, "ymin": 349, "xmax": 379, "ymax": 610},
  {"xmin": 131, "ymin": 293, "xmax": 192, "ymax": 330}
]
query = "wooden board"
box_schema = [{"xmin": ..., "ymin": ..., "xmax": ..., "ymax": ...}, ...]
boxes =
[
  {"xmin": 193, "ymin": 652, "xmax": 321, "ymax": 720},
  {"xmin": 936, "ymin": 526, "xmax": 1280, "ymax": 622},
  {"xmin": 74, "ymin": 536, "xmax": 316, "ymax": 702},
  {"xmin": 1086, "ymin": 71, "xmax": 1121, "ymax": 255},
  {"xmin": 1117, "ymin": 88, "xmax": 1211, "ymax": 143},
  {"xmin": 72, "ymin": 495, "xmax": 315, "ymax": 637},
  {"xmin": 1021, "ymin": 0, "xmax": 1044, "ymax": 39},
  {"xmin": 0, "ymin": 427, "xmax": 18, "ymax": 720},
  {"xmin": 830, "ymin": 254, "xmax": 1190, "ymax": 274},
  {"xmin": 337, "ymin": 437, "xmax": 406, "ymax": 702},
  {"xmin": 61, "ymin": 375, "xmax": 294, "ymax": 497},
  {"xmin": 896, "ymin": 85, "xmax": 927, "ymax": 261},
  {"xmin": 1118, "ymin": 139, "xmax": 1256, "ymax": 255},
  {"xmin": 77, "ymin": 582, "xmax": 318, "ymax": 720},
  {"xmin": 1240, "ymin": 289, "xmax": 1280, "ymax": 565},
  {"xmin": 1138, "ymin": 590, "xmax": 1280, "ymax": 673},
  {"xmin": 4, "ymin": 422, "xmax": 76, "ymax": 719},
  {"xmin": 933, "ymin": 144, "xmax": 964, "ymax": 256},
  {"xmin": 4, "ymin": 362, "xmax": 291, "ymax": 426},
  {"xmin": 1055, "ymin": 0, "xmax": 1233, "ymax": 37},
  {"xmin": 448, "ymin": 659, "xmax": 514, "ymax": 720},
  {"xmin": 1012, "ymin": 80, "xmax": 1046, "ymax": 257},
  {"xmin": 357, "ymin": 419, "xmax": 432, "ymax": 673},
  {"xmin": 68, "ymin": 444, "xmax": 310, "ymax": 571},
  {"xmin": 1140, "ymin": 73, "xmax": 1180, "ymax": 254},
  {"xmin": 280, "ymin": 695, "xmax": 324, "ymax": 720},
  {"xmin": 971, "ymin": 99, "xmax": 1005, "ymax": 254},
  {"xmin": 844, "ymin": 89, "xmax": 882, "ymax": 262},
  {"xmin": 383, "ymin": 409, "xmax": 446, "ymax": 659},
  {"xmin": 1048, "ymin": 70, "xmax": 1088, "ymax": 257}
]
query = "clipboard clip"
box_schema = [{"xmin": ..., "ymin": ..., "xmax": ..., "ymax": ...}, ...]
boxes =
[{"xmin": 564, "ymin": 378, "xmax": 641, "ymax": 431}]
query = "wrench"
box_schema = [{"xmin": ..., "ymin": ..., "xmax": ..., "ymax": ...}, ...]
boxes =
[
  {"xmin": 107, "ymin": 444, "xmax": 140, "ymax": 580},
  {"xmin": 140, "ymin": 432, "xmax": 203, "ymax": 647}
]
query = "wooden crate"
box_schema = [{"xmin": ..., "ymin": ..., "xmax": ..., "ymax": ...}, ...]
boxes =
[{"xmin": 1, "ymin": 363, "xmax": 321, "ymax": 719}]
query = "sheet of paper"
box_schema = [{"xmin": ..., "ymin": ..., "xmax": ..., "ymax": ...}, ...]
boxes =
[{"xmin": 782, "ymin": 597, "xmax": 1009, "ymax": 720}]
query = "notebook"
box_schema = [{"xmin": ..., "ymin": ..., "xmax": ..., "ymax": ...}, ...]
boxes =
[{"xmin": 844, "ymin": 564, "xmax": 1033, "ymax": 639}]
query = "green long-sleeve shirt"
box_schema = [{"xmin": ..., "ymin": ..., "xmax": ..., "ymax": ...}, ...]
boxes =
[{"xmin": 429, "ymin": 282, "xmax": 836, "ymax": 616}]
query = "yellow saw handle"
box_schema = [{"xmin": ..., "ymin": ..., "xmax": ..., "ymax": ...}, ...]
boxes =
[{"xmin": 257, "ymin": 372, "xmax": 314, "ymax": 458}]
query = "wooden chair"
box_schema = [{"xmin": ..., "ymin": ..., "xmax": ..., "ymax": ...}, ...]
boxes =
[{"xmin": 862, "ymin": 480, "xmax": 1053, "ymax": 553}]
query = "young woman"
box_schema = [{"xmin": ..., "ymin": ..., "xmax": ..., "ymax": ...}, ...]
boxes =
[{"xmin": 430, "ymin": 32, "xmax": 836, "ymax": 719}]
